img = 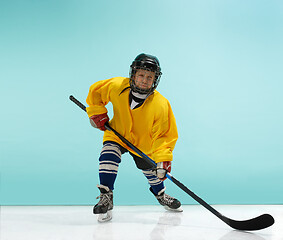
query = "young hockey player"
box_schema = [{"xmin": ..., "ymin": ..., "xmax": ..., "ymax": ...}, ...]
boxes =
[{"xmin": 86, "ymin": 53, "xmax": 182, "ymax": 222}]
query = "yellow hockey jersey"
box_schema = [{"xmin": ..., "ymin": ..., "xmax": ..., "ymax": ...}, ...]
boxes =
[{"xmin": 86, "ymin": 77, "xmax": 178, "ymax": 163}]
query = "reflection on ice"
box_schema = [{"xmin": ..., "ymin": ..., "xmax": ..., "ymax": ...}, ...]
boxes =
[{"xmin": 1, "ymin": 205, "xmax": 280, "ymax": 240}]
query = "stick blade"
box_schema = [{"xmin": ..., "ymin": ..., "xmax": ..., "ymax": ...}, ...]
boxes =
[{"xmin": 225, "ymin": 214, "xmax": 274, "ymax": 231}]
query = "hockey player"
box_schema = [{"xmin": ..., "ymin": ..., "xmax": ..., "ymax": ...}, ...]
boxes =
[{"xmin": 86, "ymin": 53, "xmax": 182, "ymax": 222}]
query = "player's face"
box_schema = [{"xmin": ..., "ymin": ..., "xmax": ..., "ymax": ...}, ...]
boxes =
[{"xmin": 134, "ymin": 69, "xmax": 155, "ymax": 91}]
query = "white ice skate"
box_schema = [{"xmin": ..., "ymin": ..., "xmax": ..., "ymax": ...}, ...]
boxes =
[
  {"xmin": 150, "ymin": 187, "xmax": 183, "ymax": 212},
  {"xmin": 93, "ymin": 185, "xmax": 113, "ymax": 223},
  {"xmin": 97, "ymin": 210, "xmax": 112, "ymax": 222},
  {"xmin": 164, "ymin": 205, "xmax": 183, "ymax": 212}
]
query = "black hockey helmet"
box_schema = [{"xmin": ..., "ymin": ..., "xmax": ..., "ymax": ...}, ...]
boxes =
[{"xmin": 129, "ymin": 53, "xmax": 162, "ymax": 94}]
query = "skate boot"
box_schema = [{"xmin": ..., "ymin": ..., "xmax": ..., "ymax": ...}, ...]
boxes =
[
  {"xmin": 150, "ymin": 187, "xmax": 183, "ymax": 212},
  {"xmin": 93, "ymin": 185, "xmax": 113, "ymax": 222}
]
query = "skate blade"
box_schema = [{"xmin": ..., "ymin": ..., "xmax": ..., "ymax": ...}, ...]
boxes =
[
  {"xmin": 164, "ymin": 206, "xmax": 183, "ymax": 212},
  {"xmin": 97, "ymin": 210, "xmax": 112, "ymax": 222}
]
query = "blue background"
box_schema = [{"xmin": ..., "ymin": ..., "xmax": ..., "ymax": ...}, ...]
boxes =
[{"xmin": 1, "ymin": 0, "xmax": 282, "ymax": 205}]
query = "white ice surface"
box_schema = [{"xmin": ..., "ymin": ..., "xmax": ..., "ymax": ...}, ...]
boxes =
[{"xmin": 1, "ymin": 205, "xmax": 283, "ymax": 240}]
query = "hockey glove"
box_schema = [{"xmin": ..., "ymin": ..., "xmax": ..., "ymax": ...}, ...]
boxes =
[
  {"xmin": 89, "ymin": 113, "xmax": 109, "ymax": 131},
  {"xmin": 156, "ymin": 161, "xmax": 171, "ymax": 181}
]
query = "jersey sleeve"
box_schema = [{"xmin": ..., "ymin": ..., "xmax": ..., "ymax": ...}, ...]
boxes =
[
  {"xmin": 86, "ymin": 78, "xmax": 114, "ymax": 117},
  {"xmin": 151, "ymin": 100, "xmax": 178, "ymax": 163}
]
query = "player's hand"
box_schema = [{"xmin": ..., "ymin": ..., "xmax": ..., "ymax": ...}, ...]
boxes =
[
  {"xmin": 156, "ymin": 161, "xmax": 171, "ymax": 181},
  {"xmin": 89, "ymin": 113, "xmax": 109, "ymax": 131}
]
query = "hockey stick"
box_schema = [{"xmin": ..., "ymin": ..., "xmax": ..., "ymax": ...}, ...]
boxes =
[{"xmin": 69, "ymin": 95, "xmax": 274, "ymax": 231}]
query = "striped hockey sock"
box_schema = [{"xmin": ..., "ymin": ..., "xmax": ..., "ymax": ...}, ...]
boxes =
[
  {"xmin": 142, "ymin": 169, "xmax": 165, "ymax": 194},
  {"xmin": 99, "ymin": 142, "xmax": 122, "ymax": 190}
]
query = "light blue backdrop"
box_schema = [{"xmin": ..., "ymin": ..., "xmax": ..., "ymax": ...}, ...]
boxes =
[{"xmin": 1, "ymin": 0, "xmax": 282, "ymax": 205}]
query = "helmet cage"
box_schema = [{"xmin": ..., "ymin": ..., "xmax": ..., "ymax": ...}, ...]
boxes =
[{"xmin": 129, "ymin": 59, "xmax": 162, "ymax": 94}]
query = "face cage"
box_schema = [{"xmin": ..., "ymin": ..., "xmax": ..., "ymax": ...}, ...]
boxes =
[{"xmin": 129, "ymin": 67, "xmax": 161, "ymax": 94}]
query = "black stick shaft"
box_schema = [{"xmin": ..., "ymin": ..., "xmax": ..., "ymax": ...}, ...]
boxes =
[
  {"xmin": 69, "ymin": 95, "xmax": 274, "ymax": 231},
  {"xmin": 69, "ymin": 95, "xmax": 86, "ymax": 112}
]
